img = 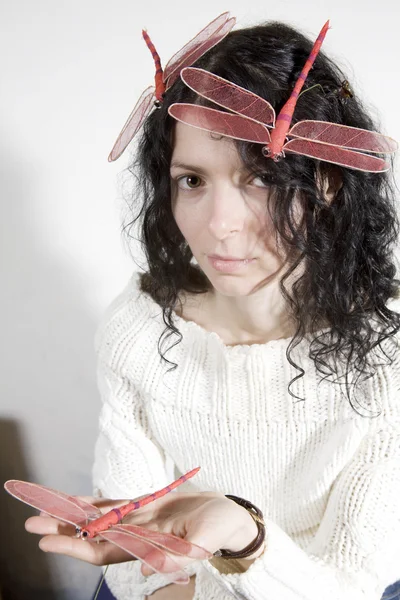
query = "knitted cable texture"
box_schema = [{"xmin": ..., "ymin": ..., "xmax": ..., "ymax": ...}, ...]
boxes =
[{"xmin": 92, "ymin": 272, "xmax": 400, "ymax": 600}]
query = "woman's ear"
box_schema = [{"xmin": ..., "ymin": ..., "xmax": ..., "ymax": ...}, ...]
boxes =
[{"xmin": 316, "ymin": 168, "xmax": 343, "ymax": 203}]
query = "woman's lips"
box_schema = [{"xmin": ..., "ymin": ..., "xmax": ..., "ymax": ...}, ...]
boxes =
[{"xmin": 207, "ymin": 256, "xmax": 256, "ymax": 273}]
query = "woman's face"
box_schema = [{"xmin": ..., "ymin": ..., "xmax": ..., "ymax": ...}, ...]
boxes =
[{"xmin": 170, "ymin": 122, "xmax": 287, "ymax": 297}]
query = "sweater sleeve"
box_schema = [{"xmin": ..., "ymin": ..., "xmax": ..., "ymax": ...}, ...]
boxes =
[
  {"xmin": 92, "ymin": 279, "xmax": 173, "ymax": 499},
  {"xmin": 91, "ymin": 284, "xmax": 198, "ymax": 600},
  {"xmin": 200, "ymin": 423, "xmax": 400, "ymax": 600}
]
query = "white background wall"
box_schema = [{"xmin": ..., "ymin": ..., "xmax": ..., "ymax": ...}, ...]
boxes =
[{"xmin": 0, "ymin": 1, "xmax": 398, "ymax": 598}]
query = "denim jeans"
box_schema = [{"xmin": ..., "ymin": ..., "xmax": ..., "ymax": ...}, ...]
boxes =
[
  {"xmin": 94, "ymin": 578, "xmax": 400, "ymax": 599},
  {"xmin": 94, "ymin": 579, "xmax": 116, "ymax": 599},
  {"xmin": 382, "ymin": 580, "xmax": 400, "ymax": 600}
]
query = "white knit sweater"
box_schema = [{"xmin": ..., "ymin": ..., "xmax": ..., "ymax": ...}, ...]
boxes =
[{"xmin": 92, "ymin": 271, "xmax": 400, "ymax": 600}]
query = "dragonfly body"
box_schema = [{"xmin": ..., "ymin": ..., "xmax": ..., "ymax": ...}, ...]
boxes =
[
  {"xmin": 79, "ymin": 466, "xmax": 200, "ymax": 538},
  {"xmin": 142, "ymin": 29, "xmax": 165, "ymax": 102},
  {"xmin": 267, "ymin": 20, "xmax": 329, "ymax": 159}
]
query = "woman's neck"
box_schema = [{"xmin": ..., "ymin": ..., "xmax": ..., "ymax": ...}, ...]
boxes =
[
  {"xmin": 177, "ymin": 280, "xmax": 296, "ymax": 346},
  {"xmin": 206, "ymin": 285, "xmax": 296, "ymax": 346}
]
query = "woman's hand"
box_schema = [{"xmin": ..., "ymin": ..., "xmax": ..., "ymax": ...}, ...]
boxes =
[
  {"xmin": 25, "ymin": 495, "xmax": 143, "ymax": 566},
  {"xmin": 25, "ymin": 490, "xmax": 261, "ymax": 576}
]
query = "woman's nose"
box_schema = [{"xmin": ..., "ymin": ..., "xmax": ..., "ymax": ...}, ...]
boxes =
[{"xmin": 207, "ymin": 184, "xmax": 246, "ymax": 240}]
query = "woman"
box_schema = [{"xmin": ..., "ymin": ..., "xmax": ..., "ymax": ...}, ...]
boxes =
[{"xmin": 25, "ymin": 14, "xmax": 400, "ymax": 600}]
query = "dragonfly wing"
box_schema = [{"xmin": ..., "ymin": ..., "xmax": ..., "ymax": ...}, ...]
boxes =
[
  {"xmin": 164, "ymin": 13, "xmax": 235, "ymax": 89},
  {"xmin": 284, "ymin": 138, "xmax": 390, "ymax": 172},
  {"xmin": 108, "ymin": 86, "xmax": 154, "ymax": 162},
  {"xmin": 289, "ymin": 120, "xmax": 398, "ymax": 154},
  {"xmin": 180, "ymin": 67, "xmax": 275, "ymax": 126},
  {"xmin": 98, "ymin": 529, "xmax": 190, "ymax": 584},
  {"xmin": 117, "ymin": 524, "xmax": 212, "ymax": 559},
  {"xmin": 4, "ymin": 480, "xmax": 101, "ymax": 527},
  {"xmin": 169, "ymin": 104, "xmax": 271, "ymax": 144}
]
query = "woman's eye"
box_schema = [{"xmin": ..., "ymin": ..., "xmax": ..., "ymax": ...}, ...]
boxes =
[
  {"xmin": 251, "ymin": 175, "xmax": 272, "ymax": 188},
  {"xmin": 176, "ymin": 175, "xmax": 202, "ymax": 190}
]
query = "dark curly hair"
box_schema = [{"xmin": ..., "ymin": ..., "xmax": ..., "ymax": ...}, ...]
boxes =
[{"xmin": 121, "ymin": 20, "xmax": 400, "ymax": 416}]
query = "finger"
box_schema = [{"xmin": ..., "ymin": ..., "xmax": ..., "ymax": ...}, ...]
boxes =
[
  {"xmin": 38, "ymin": 535, "xmax": 132, "ymax": 566},
  {"xmin": 137, "ymin": 549, "xmax": 190, "ymax": 583},
  {"xmin": 25, "ymin": 516, "xmax": 76, "ymax": 536},
  {"xmin": 78, "ymin": 496, "xmax": 130, "ymax": 512},
  {"xmin": 139, "ymin": 520, "xmax": 216, "ymax": 577},
  {"xmin": 139, "ymin": 543, "xmax": 195, "ymax": 578}
]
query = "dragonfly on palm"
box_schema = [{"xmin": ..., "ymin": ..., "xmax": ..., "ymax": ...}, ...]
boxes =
[{"xmin": 5, "ymin": 467, "xmax": 211, "ymax": 584}]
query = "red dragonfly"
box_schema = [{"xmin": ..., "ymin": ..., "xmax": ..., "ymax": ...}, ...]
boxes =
[
  {"xmin": 168, "ymin": 21, "xmax": 397, "ymax": 172},
  {"xmin": 108, "ymin": 12, "xmax": 235, "ymax": 162},
  {"xmin": 4, "ymin": 466, "xmax": 212, "ymax": 584}
]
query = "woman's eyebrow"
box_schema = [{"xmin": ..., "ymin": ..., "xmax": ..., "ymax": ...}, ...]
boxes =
[
  {"xmin": 170, "ymin": 161, "xmax": 251, "ymax": 175},
  {"xmin": 170, "ymin": 161, "xmax": 208, "ymax": 175}
]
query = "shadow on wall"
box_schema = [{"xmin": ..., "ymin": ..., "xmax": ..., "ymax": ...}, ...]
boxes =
[
  {"xmin": 0, "ymin": 138, "xmax": 103, "ymax": 598},
  {"xmin": 0, "ymin": 419, "xmax": 56, "ymax": 600}
]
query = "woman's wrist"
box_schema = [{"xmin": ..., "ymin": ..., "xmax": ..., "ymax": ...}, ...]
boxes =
[
  {"xmin": 233, "ymin": 504, "xmax": 265, "ymax": 559},
  {"xmin": 214, "ymin": 495, "xmax": 266, "ymax": 560}
]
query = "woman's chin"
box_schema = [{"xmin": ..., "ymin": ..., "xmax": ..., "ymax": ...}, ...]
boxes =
[{"xmin": 203, "ymin": 272, "xmax": 259, "ymax": 297}]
